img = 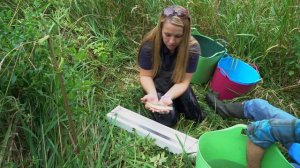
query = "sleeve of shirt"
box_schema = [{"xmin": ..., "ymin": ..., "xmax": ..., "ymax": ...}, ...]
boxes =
[
  {"xmin": 138, "ymin": 41, "xmax": 153, "ymax": 70},
  {"xmin": 186, "ymin": 42, "xmax": 201, "ymax": 73}
]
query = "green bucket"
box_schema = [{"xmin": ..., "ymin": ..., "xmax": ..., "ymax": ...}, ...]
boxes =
[
  {"xmin": 196, "ymin": 124, "xmax": 293, "ymax": 168},
  {"xmin": 191, "ymin": 29, "xmax": 226, "ymax": 84}
]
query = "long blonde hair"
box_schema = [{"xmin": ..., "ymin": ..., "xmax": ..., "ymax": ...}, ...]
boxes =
[{"xmin": 138, "ymin": 6, "xmax": 198, "ymax": 83}]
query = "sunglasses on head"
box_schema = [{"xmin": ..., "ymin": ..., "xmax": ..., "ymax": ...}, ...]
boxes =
[{"xmin": 163, "ymin": 5, "xmax": 190, "ymax": 19}]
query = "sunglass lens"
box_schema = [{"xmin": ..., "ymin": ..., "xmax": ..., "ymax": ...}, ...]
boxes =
[
  {"xmin": 176, "ymin": 9, "xmax": 187, "ymax": 17},
  {"xmin": 164, "ymin": 7, "xmax": 173, "ymax": 16}
]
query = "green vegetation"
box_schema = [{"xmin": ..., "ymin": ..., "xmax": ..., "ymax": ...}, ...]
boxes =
[{"xmin": 0, "ymin": 0, "xmax": 299, "ymax": 167}]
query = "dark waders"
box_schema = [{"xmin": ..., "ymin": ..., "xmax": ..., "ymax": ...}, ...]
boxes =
[{"xmin": 152, "ymin": 70, "xmax": 204, "ymax": 127}]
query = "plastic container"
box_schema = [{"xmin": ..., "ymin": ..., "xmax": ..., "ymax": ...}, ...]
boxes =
[
  {"xmin": 196, "ymin": 124, "xmax": 293, "ymax": 168},
  {"xmin": 210, "ymin": 55, "xmax": 261, "ymax": 100},
  {"xmin": 191, "ymin": 29, "xmax": 226, "ymax": 84}
]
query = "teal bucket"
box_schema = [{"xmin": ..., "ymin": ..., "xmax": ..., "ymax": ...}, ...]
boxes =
[
  {"xmin": 191, "ymin": 29, "xmax": 227, "ymax": 84},
  {"xmin": 196, "ymin": 124, "xmax": 293, "ymax": 168}
]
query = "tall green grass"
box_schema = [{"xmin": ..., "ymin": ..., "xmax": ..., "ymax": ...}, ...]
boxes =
[{"xmin": 0, "ymin": 0, "xmax": 299, "ymax": 167}]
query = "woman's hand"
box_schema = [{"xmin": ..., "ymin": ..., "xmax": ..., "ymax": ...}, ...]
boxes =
[
  {"xmin": 141, "ymin": 94, "xmax": 173, "ymax": 114},
  {"xmin": 156, "ymin": 95, "xmax": 173, "ymax": 114},
  {"xmin": 159, "ymin": 95, "xmax": 172, "ymax": 106},
  {"xmin": 141, "ymin": 94, "xmax": 159, "ymax": 112},
  {"xmin": 141, "ymin": 93, "xmax": 158, "ymax": 103}
]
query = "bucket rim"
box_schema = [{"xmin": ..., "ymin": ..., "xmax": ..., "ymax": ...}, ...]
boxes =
[
  {"xmin": 217, "ymin": 66, "xmax": 262, "ymax": 85},
  {"xmin": 217, "ymin": 56, "xmax": 261, "ymax": 85},
  {"xmin": 196, "ymin": 124, "xmax": 292, "ymax": 168},
  {"xmin": 199, "ymin": 50, "xmax": 227, "ymax": 59},
  {"xmin": 197, "ymin": 124, "xmax": 247, "ymax": 167},
  {"xmin": 192, "ymin": 34, "xmax": 226, "ymax": 49}
]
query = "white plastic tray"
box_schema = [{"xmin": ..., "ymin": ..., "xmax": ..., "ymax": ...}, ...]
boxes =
[{"xmin": 106, "ymin": 105, "xmax": 198, "ymax": 156}]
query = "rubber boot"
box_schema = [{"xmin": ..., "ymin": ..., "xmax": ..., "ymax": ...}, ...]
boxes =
[{"xmin": 205, "ymin": 92, "xmax": 245, "ymax": 119}]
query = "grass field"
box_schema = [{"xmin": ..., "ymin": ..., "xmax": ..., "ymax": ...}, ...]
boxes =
[{"xmin": 0, "ymin": 0, "xmax": 299, "ymax": 167}]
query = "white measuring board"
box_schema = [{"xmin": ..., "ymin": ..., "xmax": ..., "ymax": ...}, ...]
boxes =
[{"xmin": 106, "ymin": 105, "xmax": 199, "ymax": 156}]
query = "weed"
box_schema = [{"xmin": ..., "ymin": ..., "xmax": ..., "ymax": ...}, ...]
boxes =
[{"xmin": 0, "ymin": 0, "xmax": 299, "ymax": 167}]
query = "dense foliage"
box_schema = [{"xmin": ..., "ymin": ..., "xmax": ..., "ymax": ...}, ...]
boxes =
[{"xmin": 0, "ymin": 0, "xmax": 299, "ymax": 167}]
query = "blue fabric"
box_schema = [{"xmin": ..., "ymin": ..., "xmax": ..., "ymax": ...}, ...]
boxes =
[
  {"xmin": 244, "ymin": 99, "xmax": 300, "ymax": 165},
  {"xmin": 289, "ymin": 141, "xmax": 300, "ymax": 165},
  {"xmin": 291, "ymin": 163, "xmax": 300, "ymax": 168},
  {"xmin": 246, "ymin": 119, "xmax": 300, "ymax": 165},
  {"xmin": 244, "ymin": 99, "xmax": 296, "ymax": 121},
  {"xmin": 246, "ymin": 119, "xmax": 300, "ymax": 149}
]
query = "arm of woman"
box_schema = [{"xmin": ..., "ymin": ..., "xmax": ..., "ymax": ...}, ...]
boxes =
[
  {"xmin": 139, "ymin": 68, "xmax": 160, "ymax": 111},
  {"xmin": 139, "ymin": 68, "xmax": 157, "ymax": 97}
]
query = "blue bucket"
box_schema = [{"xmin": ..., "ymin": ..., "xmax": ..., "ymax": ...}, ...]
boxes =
[
  {"xmin": 210, "ymin": 55, "xmax": 262, "ymax": 100},
  {"xmin": 218, "ymin": 55, "xmax": 261, "ymax": 85}
]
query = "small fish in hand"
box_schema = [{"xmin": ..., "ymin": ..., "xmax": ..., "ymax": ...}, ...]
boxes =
[{"xmin": 145, "ymin": 102, "xmax": 173, "ymax": 111}]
